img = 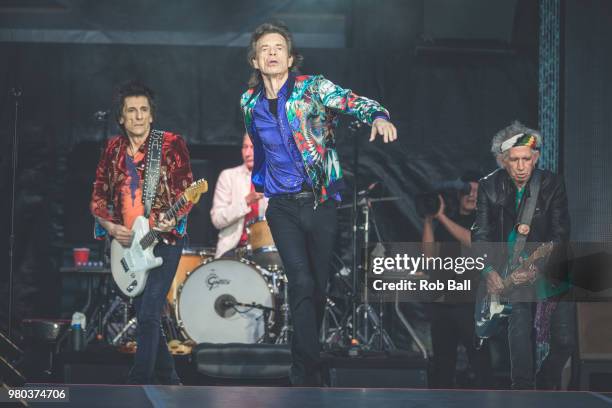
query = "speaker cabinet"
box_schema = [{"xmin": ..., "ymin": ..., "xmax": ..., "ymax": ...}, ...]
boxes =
[{"xmin": 577, "ymin": 303, "xmax": 612, "ymax": 391}]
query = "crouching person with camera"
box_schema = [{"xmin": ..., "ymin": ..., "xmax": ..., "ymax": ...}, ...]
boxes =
[{"xmin": 421, "ymin": 172, "xmax": 492, "ymax": 389}]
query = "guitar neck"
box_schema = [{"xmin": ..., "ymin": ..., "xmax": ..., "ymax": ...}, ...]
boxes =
[
  {"xmin": 501, "ymin": 242, "xmax": 552, "ymax": 289},
  {"xmin": 139, "ymin": 196, "xmax": 188, "ymax": 249},
  {"xmin": 163, "ymin": 196, "xmax": 187, "ymax": 223}
]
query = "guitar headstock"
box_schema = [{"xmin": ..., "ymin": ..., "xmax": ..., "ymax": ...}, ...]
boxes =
[
  {"xmin": 530, "ymin": 241, "xmax": 554, "ymax": 262},
  {"xmin": 184, "ymin": 179, "xmax": 208, "ymax": 204}
]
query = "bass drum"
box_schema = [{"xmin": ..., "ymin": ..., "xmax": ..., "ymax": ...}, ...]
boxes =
[
  {"xmin": 175, "ymin": 258, "xmax": 275, "ymax": 344},
  {"xmin": 166, "ymin": 247, "xmax": 214, "ymax": 305}
]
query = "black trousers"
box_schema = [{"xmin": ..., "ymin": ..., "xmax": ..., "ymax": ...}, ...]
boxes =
[
  {"xmin": 266, "ymin": 196, "xmax": 337, "ymax": 385},
  {"xmin": 430, "ymin": 303, "xmax": 492, "ymax": 389},
  {"xmin": 508, "ymin": 297, "xmax": 575, "ymax": 390},
  {"xmin": 127, "ymin": 238, "xmax": 184, "ymax": 385}
]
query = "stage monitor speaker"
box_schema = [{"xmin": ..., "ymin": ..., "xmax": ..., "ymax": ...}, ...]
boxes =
[
  {"xmin": 63, "ymin": 362, "xmax": 129, "ymax": 385},
  {"xmin": 59, "ymin": 348, "xmax": 132, "ymax": 384},
  {"xmin": 577, "ymin": 302, "xmax": 612, "ymax": 391},
  {"xmin": 193, "ymin": 343, "xmax": 291, "ymax": 380},
  {"xmin": 577, "ymin": 303, "xmax": 612, "ymax": 360},
  {"xmin": 323, "ymin": 352, "xmax": 428, "ymax": 388}
]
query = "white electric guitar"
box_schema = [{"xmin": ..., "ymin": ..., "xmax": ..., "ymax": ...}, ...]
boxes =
[{"xmin": 111, "ymin": 179, "xmax": 208, "ymax": 297}]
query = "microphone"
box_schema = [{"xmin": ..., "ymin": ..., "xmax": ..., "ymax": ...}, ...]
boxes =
[
  {"xmin": 358, "ymin": 181, "xmax": 380, "ymax": 196},
  {"xmin": 221, "ymin": 299, "xmax": 236, "ymax": 308},
  {"xmin": 10, "ymin": 88, "xmax": 22, "ymax": 99}
]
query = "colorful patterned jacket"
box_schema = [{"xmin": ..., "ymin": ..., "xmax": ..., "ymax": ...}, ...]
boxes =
[
  {"xmin": 240, "ymin": 74, "xmax": 390, "ymax": 205},
  {"xmin": 90, "ymin": 131, "xmax": 194, "ymax": 243}
]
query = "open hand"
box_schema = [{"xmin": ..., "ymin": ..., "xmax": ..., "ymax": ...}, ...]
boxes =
[
  {"xmin": 434, "ymin": 195, "xmax": 446, "ymax": 219},
  {"xmin": 370, "ymin": 118, "xmax": 398, "ymax": 143}
]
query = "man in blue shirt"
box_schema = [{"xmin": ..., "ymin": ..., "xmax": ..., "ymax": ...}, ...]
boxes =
[{"xmin": 241, "ymin": 22, "xmax": 398, "ymax": 386}]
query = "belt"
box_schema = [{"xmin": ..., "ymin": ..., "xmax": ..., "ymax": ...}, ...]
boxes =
[{"xmin": 272, "ymin": 191, "xmax": 314, "ymax": 200}]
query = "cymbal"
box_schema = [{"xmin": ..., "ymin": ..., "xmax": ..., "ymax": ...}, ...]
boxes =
[{"xmin": 338, "ymin": 196, "xmax": 401, "ymax": 210}]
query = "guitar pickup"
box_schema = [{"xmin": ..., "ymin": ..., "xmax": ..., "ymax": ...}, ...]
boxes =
[
  {"xmin": 126, "ymin": 280, "xmax": 138, "ymax": 293},
  {"xmin": 121, "ymin": 258, "xmax": 129, "ymax": 272}
]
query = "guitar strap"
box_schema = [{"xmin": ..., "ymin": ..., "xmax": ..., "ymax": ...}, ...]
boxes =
[
  {"xmin": 510, "ymin": 169, "xmax": 542, "ymax": 265},
  {"xmin": 142, "ymin": 129, "xmax": 164, "ymax": 218}
]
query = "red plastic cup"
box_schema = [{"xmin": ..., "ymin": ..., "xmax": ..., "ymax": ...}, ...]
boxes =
[{"xmin": 73, "ymin": 248, "xmax": 90, "ymax": 266}]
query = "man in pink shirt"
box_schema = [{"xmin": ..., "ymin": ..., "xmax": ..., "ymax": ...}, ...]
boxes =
[{"xmin": 211, "ymin": 133, "xmax": 268, "ymax": 258}]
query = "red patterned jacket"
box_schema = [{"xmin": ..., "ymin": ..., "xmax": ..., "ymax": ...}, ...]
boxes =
[{"xmin": 90, "ymin": 131, "xmax": 194, "ymax": 243}]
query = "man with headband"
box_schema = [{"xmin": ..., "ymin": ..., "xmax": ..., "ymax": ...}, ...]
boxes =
[{"xmin": 472, "ymin": 121, "xmax": 573, "ymax": 390}]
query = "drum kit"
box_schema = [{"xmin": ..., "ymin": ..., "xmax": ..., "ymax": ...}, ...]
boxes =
[
  {"xmin": 100, "ymin": 179, "xmax": 424, "ymax": 356},
  {"xmin": 80, "ymin": 121, "xmax": 428, "ymax": 356},
  {"xmin": 107, "ymin": 217, "xmax": 290, "ymax": 351}
]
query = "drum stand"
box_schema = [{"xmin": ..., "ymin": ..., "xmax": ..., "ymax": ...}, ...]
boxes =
[
  {"xmin": 351, "ymin": 199, "xmax": 395, "ymax": 352},
  {"xmin": 344, "ymin": 122, "xmax": 396, "ymax": 353},
  {"xmin": 101, "ymin": 294, "xmax": 134, "ymax": 345},
  {"xmin": 111, "ymin": 317, "xmax": 136, "ymax": 346},
  {"xmin": 320, "ymin": 297, "xmax": 346, "ymax": 350},
  {"xmin": 109, "ymin": 301, "xmax": 179, "ymax": 346},
  {"xmin": 275, "ymin": 274, "xmax": 292, "ymax": 345}
]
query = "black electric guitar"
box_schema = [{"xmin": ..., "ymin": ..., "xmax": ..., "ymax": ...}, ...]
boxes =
[{"xmin": 474, "ymin": 242, "xmax": 554, "ymax": 339}]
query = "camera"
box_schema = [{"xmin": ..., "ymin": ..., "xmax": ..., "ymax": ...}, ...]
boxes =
[{"xmin": 415, "ymin": 179, "xmax": 472, "ymax": 218}]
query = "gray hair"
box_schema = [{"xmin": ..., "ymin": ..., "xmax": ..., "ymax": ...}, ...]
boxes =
[{"xmin": 491, "ymin": 121, "xmax": 542, "ymax": 167}]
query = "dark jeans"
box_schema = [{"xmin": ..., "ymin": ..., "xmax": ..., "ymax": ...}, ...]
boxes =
[
  {"xmin": 508, "ymin": 295, "xmax": 575, "ymax": 389},
  {"xmin": 266, "ymin": 196, "xmax": 337, "ymax": 386},
  {"xmin": 430, "ymin": 303, "xmax": 492, "ymax": 389},
  {"xmin": 127, "ymin": 238, "xmax": 184, "ymax": 385}
]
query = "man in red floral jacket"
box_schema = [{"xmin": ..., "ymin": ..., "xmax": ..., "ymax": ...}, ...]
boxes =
[{"xmin": 90, "ymin": 81, "xmax": 193, "ymax": 385}]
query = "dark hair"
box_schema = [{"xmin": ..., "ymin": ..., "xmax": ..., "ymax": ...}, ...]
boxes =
[
  {"xmin": 246, "ymin": 22, "xmax": 303, "ymax": 88},
  {"xmin": 113, "ymin": 80, "xmax": 156, "ymax": 129}
]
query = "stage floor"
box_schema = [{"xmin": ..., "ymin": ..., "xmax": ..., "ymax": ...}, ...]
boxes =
[{"xmin": 25, "ymin": 385, "xmax": 612, "ymax": 408}]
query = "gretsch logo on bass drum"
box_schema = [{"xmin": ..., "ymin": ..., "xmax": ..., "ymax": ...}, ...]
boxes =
[{"xmin": 206, "ymin": 273, "xmax": 230, "ymax": 291}]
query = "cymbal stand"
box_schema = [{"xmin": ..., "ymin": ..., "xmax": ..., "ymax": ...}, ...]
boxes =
[
  {"xmin": 353, "ymin": 198, "xmax": 395, "ymax": 351},
  {"xmin": 343, "ymin": 121, "xmax": 394, "ymax": 352},
  {"xmin": 112, "ymin": 317, "xmax": 137, "ymax": 346},
  {"xmin": 320, "ymin": 297, "xmax": 347, "ymax": 350},
  {"xmin": 276, "ymin": 273, "xmax": 292, "ymax": 345}
]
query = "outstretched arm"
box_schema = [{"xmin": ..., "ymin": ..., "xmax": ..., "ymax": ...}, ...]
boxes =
[{"xmin": 314, "ymin": 76, "xmax": 397, "ymax": 143}]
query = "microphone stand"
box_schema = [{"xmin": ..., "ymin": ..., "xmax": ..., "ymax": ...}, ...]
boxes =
[
  {"xmin": 228, "ymin": 301, "xmax": 275, "ymax": 343},
  {"xmin": 94, "ymin": 110, "xmax": 111, "ymax": 267},
  {"xmin": 230, "ymin": 301, "xmax": 275, "ymax": 311},
  {"xmin": 8, "ymin": 87, "xmax": 22, "ymax": 339},
  {"xmin": 348, "ymin": 120, "xmax": 362, "ymax": 345}
]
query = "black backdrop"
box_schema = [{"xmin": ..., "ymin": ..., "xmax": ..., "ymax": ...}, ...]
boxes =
[
  {"xmin": 0, "ymin": 1, "xmax": 540, "ymax": 326},
  {"xmin": 564, "ymin": 0, "xmax": 612, "ymax": 242}
]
